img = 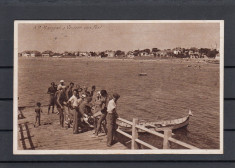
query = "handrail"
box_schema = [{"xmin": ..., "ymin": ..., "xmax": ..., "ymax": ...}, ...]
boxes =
[
  {"xmin": 116, "ymin": 117, "xmax": 199, "ymax": 150},
  {"xmin": 135, "ymin": 139, "xmax": 158, "ymax": 149},
  {"xmin": 116, "ymin": 129, "xmax": 132, "ymax": 139},
  {"xmin": 168, "ymin": 137, "xmax": 199, "ymax": 149},
  {"xmin": 117, "ymin": 117, "xmax": 133, "ymax": 126}
]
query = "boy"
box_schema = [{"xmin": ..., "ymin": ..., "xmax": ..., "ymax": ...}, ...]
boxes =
[{"xmin": 34, "ymin": 102, "xmax": 43, "ymax": 127}]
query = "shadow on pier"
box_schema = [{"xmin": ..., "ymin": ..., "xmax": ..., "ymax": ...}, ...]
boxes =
[{"xmin": 18, "ymin": 122, "xmax": 35, "ymax": 150}]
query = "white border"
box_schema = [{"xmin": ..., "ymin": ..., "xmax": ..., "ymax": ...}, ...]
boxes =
[{"xmin": 13, "ymin": 20, "xmax": 224, "ymax": 155}]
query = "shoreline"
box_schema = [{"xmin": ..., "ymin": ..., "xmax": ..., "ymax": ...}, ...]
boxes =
[{"xmin": 18, "ymin": 57, "xmax": 220, "ymax": 65}]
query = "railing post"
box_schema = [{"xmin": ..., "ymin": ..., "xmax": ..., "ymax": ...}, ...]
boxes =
[
  {"xmin": 163, "ymin": 129, "xmax": 172, "ymax": 149},
  {"xmin": 131, "ymin": 118, "xmax": 139, "ymax": 149}
]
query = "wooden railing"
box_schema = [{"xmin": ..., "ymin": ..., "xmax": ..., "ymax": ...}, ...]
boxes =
[{"xmin": 116, "ymin": 117, "xmax": 199, "ymax": 150}]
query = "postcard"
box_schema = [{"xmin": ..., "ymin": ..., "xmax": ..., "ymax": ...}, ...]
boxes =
[{"xmin": 14, "ymin": 20, "xmax": 224, "ymax": 154}]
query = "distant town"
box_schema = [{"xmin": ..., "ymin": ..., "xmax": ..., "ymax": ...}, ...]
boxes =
[{"xmin": 18, "ymin": 47, "xmax": 220, "ymax": 59}]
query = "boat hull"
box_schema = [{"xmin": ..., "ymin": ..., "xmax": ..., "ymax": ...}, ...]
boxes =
[{"xmin": 117, "ymin": 115, "xmax": 190, "ymax": 133}]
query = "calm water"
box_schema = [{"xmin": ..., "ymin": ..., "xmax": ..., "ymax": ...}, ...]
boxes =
[{"xmin": 18, "ymin": 58, "xmax": 220, "ymax": 149}]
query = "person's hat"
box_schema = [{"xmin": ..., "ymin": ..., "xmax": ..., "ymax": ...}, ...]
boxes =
[
  {"xmin": 60, "ymin": 80, "xmax": 64, "ymax": 83},
  {"xmin": 81, "ymin": 94, "xmax": 86, "ymax": 98},
  {"xmin": 113, "ymin": 93, "xmax": 120, "ymax": 99}
]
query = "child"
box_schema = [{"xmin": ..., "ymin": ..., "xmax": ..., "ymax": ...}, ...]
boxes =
[{"xmin": 34, "ymin": 102, "xmax": 43, "ymax": 127}]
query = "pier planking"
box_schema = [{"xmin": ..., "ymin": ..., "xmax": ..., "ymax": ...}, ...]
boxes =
[{"xmin": 18, "ymin": 106, "xmax": 127, "ymax": 150}]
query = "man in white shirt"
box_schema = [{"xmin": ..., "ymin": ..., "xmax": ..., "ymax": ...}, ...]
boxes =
[
  {"xmin": 106, "ymin": 93, "xmax": 120, "ymax": 147},
  {"xmin": 68, "ymin": 90, "xmax": 80, "ymax": 132}
]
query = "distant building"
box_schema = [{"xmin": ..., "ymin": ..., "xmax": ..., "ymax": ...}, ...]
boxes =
[
  {"xmin": 140, "ymin": 52, "xmax": 149, "ymax": 56},
  {"xmin": 30, "ymin": 53, "xmax": 35, "ymax": 57},
  {"xmin": 104, "ymin": 50, "xmax": 115, "ymax": 57},
  {"xmin": 215, "ymin": 53, "xmax": 220, "ymax": 60},
  {"xmin": 22, "ymin": 53, "xmax": 30, "ymax": 57},
  {"xmin": 79, "ymin": 52, "xmax": 90, "ymax": 57},
  {"xmin": 173, "ymin": 48, "xmax": 182, "ymax": 55},
  {"xmin": 42, "ymin": 53, "xmax": 50, "ymax": 57},
  {"xmin": 127, "ymin": 51, "xmax": 135, "ymax": 58}
]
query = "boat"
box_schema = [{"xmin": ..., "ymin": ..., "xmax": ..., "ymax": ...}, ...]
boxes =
[
  {"xmin": 117, "ymin": 110, "xmax": 193, "ymax": 133},
  {"xmin": 138, "ymin": 61, "xmax": 147, "ymax": 76},
  {"xmin": 138, "ymin": 73, "xmax": 147, "ymax": 76}
]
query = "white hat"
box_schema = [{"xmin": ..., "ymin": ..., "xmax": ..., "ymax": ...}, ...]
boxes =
[
  {"xmin": 60, "ymin": 80, "xmax": 64, "ymax": 83},
  {"xmin": 81, "ymin": 94, "xmax": 86, "ymax": 98}
]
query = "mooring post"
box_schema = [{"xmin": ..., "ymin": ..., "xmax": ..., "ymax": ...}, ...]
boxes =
[
  {"xmin": 131, "ymin": 118, "xmax": 139, "ymax": 149},
  {"xmin": 163, "ymin": 129, "xmax": 172, "ymax": 149}
]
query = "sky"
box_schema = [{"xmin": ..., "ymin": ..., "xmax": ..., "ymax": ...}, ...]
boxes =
[{"xmin": 18, "ymin": 22, "xmax": 221, "ymax": 53}]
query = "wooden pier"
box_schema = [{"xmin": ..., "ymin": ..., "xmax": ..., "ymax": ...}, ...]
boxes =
[
  {"xmin": 18, "ymin": 106, "xmax": 199, "ymax": 151},
  {"xmin": 18, "ymin": 106, "xmax": 127, "ymax": 150}
]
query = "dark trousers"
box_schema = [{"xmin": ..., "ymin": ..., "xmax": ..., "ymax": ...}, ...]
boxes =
[
  {"xmin": 95, "ymin": 113, "xmax": 106, "ymax": 135},
  {"xmin": 106, "ymin": 113, "xmax": 116, "ymax": 146},
  {"xmin": 73, "ymin": 109, "xmax": 81, "ymax": 134},
  {"xmin": 57, "ymin": 107, "xmax": 64, "ymax": 127},
  {"xmin": 35, "ymin": 115, "xmax": 40, "ymax": 126}
]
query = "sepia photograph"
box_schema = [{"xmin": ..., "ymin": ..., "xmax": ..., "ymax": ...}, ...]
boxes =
[{"xmin": 13, "ymin": 20, "xmax": 224, "ymax": 154}]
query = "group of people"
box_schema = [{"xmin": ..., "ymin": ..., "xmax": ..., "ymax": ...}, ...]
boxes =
[{"xmin": 38, "ymin": 80, "xmax": 120, "ymax": 147}]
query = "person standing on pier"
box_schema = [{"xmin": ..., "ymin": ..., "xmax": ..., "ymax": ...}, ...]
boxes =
[
  {"xmin": 90, "ymin": 85, "xmax": 96, "ymax": 97},
  {"xmin": 106, "ymin": 93, "xmax": 120, "ymax": 147},
  {"xmin": 64, "ymin": 82, "xmax": 75, "ymax": 126},
  {"xmin": 68, "ymin": 90, "xmax": 80, "ymax": 133},
  {"xmin": 66, "ymin": 82, "xmax": 74, "ymax": 99},
  {"xmin": 55, "ymin": 85, "xmax": 67, "ymax": 128},
  {"xmin": 94, "ymin": 90, "xmax": 109, "ymax": 136},
  {"xmin": 78, "ymin": 96, "xmax": 93, "ymax": 131},
  {"xmin": 47, "ymin": 82, "xmax": 57, "ymax": 114},
  {"xmin": 34, "ymin": 102, "xmax": 43, "ymax": 127}
]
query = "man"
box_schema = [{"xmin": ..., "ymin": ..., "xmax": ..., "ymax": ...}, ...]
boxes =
[
  {"xmin": 55, "ymin": 85, "xmax": 67, "ymax": 128},
  {"xmin": 77, "ymin": 96, "xmax": 93, "ymax": 132},
  {"xmin": 47, "ymin": 82, "xmax": 57, "ymax": 114},
  {"xmin": 106, "ymin": 93, "xmax": 120, "ymax": 147},
  {"xmin": 90, "ymin": 85, "xmax": 96, "ymax": 97},
  {"xmin": 68, "ymin": 90, "xmax": 80, "ymax": 133},
  {"xmin": 64, "ymin": 82, "xmax": 74, "ymax": 127},
  {"xmin": 57, "ymin": 80, "xmax": 66, "ymax": 90},
  {"xmin": 66, "ymin": 82, "xmax": 74, "ymax": 99},
  {"xmin": 94, "ymin": 90, "xmax": 109, "ymax": 136}
]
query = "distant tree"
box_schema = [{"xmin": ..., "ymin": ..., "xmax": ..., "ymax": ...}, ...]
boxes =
[
  {"xmin": 42, "ymin": 50, "xmax": 54, "ymax": 56},
  {"xmin": 52, "ymin": 52, "xmax": 61, "ymax": 56},
  {"xmin": 199, "ymin": 48, "xmax": 211, "ymax": 56},
  {"xmin": 152, "ymin": 48, "xmax": 160, "ymax": 53},
  {"xmin": 90, "ymin": 52, "xmax": 97, "ymax": 57},
  {"xmin": 207, "ymin": 49, "xmax": 219, "ymax": 58},
  {"xmin": 100, "ymin": 52, "xmax": 106, "ymax": 58},
  {"xmin": 115, "ymin": 50, "xmax": 125, "ymax": 57},
  {"xmin": 143, "ymin": 49, "xmax": 151, "ymax": 54},
  {"xmin": 133, "ymin": 50, "xmax": 140, "ymax": 56},
  {"xmin": 190, "ymin": 47, "xmax": 199, "ymax": 52},
  {"xmin": 33, "ymin": 50, "xmax": 41, "ymax": 56}
]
